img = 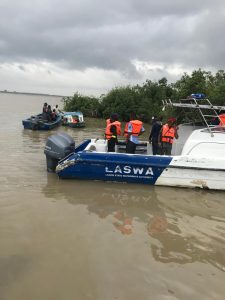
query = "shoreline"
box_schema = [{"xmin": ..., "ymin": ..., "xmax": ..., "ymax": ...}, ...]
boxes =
[{"xmin": 0, "ymin": 91, "xmax": 67, "ymax": 97}]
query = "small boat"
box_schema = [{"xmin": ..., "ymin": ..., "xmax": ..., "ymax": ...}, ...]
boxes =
[
  {"xmin": 22, "ymin": 114, "xmax": 62, "ymax": 130},
  {"xmin": 62, "ymin": 111, "xmax": 85, "ymax": 128},
  {"xmin": 44, "ymin": 96, "xmax": 225, "ymax": 190}
]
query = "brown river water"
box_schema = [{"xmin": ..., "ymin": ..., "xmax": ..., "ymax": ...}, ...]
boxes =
[{"xmin": 0, "ymin": 93, "xmax": 225, "ymax": 300}]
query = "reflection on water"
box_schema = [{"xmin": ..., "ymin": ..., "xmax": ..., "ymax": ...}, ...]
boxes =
[{"xmin": 43, "ymin": 175, "xmax": 225, "ymax": 272}]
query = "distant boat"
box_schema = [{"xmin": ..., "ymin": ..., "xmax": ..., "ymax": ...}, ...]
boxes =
[
  {"xmin": 22, "ymin": 114, "xmax": 62, "ymax": 130},
  {"xmin": 62, "ymin": 111, "xmax": 85, "ymax": 128}
]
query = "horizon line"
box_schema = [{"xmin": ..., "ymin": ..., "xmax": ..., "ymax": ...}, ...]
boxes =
[{"xmin": 0, "ymin": 90, "xmax": 68, "ymax": 97}]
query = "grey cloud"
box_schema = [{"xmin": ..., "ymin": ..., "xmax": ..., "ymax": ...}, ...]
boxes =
[
  {"xmin": 0, "ymin": 0, "xmax": 225, "ymax": 79},
  {"xmin": 18, "ymin": 65, "xmax": 26, "ymax": 71}
]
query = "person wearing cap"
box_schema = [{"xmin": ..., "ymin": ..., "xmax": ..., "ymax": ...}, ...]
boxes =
[
  {"xmin": 126, "ymin": 113, "xmax": 145, "ymax": 154},
  {"xmin": 105, "ymin": 114, "xmax": 121, "ymax": 152},
  {"xmin": 159, "ymin": 118, "xmax": 179, "ymax": 155}
]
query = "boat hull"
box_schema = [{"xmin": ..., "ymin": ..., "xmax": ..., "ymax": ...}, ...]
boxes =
[
  {"xmin": 22, "ymin": 115, "xmax": 61, "ymax": 130},
  {"xmin": 63, "ymin": 122, "xmax": 85, "ymax": 128},
  {"xmin": 57, "ymin": 152, "xmax": 172, "ymax": 184},
  {"xmin": 56, "ymin": 151, "xmax": 225, "ymax": 190}
]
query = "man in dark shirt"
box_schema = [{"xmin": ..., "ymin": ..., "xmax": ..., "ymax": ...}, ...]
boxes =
[{"xmin": 149, "ymin": 116, "xmax": 163, "ymax": 155}]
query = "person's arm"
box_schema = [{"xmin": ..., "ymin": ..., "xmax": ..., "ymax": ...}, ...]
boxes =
[
  {"xmin": 139, "ymin": 126, "xmax": 145, "ymax": 136},
  {"xmin": 174, "ymin": 126, "xmax": 179, "ymax": 139},
  {"xmin": 149, "ymin": 125, "xmax": 154, "ymax": 142},
  {"xmin": 126, "ymin": 123, "xmax": 132, "ymax": 142},
  {"xmin": 158, "ymin": 128, "xmax": 163, "ymax": 145}
]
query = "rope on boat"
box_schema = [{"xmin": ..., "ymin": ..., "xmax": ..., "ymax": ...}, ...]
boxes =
[{"xmin": 56, "ymin": 158, "xmax": 76, "ymax": 172}]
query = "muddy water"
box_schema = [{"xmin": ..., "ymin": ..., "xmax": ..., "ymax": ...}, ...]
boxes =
[{"xmin": 0, "ymin": 93, "xmax": 225, "ymax": 300}]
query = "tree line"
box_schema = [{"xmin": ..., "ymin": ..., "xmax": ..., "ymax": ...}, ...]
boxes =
[{"xmin": 62, "ymin": 69, "xmax": 225, "ymax": 123}]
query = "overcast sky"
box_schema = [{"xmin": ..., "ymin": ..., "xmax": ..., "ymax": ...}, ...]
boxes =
[{"xmin": 1, "ymin": 0, "xmax": 225, "ymax": 96}]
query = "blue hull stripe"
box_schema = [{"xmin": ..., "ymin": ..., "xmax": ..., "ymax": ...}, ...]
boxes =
[{"xmin": 57, "ymin": 152, "xmax": 173, "ymax": 185}]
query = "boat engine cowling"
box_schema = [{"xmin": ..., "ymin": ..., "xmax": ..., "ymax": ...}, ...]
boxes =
[{"xmin": 44, "ymin": 132, "xmax": 75, "ymax": 172}]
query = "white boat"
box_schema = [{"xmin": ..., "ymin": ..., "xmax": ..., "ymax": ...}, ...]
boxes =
[
  {"xmin": 44, "ymin": 95, "xmax": 225, "ymax": 190},
  {"xmin": 155, "ymin": 125, "xmax": 225, "ymax": 189}
]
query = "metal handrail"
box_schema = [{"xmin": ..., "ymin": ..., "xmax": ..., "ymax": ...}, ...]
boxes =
[{"xmin": 162, "ymin": 98, "xmax": 225, "ymax": 137}]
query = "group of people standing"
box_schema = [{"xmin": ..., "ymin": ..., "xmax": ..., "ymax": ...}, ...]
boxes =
[
  {"xmin": 105, "ymin": 113, "xmax": 179, "ymax": 155},
  {"xmin": 42, "ymin": 102, "xmax": 60, "ymax": 122},
  {"xmin": 105, "ymin": 112, "xmax": 145, "ymax": 154},
  {"xmin": 149, "ymin": 116, "xmax": 179, "ymax": 155}
]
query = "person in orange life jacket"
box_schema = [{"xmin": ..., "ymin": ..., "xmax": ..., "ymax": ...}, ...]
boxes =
[
  {"xmin": 126, "ymin": 113, "xmax": 145, "ymax": 154},
  {"xmin": 149, "ymin": 116, "xmax": 163, "ymax": 155},
  {"xmin": 123, "ymin": 115, "xmax": 130, "ymax": 138},
  {"xmin": 106, "ymin": 118, "xmax": 111, "ymax": 126},
  {"xmin": 159, "ymin": 117, "xmax": 178, "ymax": 155},
  {"xmin": 105, "ymin": 114, "xmax": 121, "ymax": 152}
]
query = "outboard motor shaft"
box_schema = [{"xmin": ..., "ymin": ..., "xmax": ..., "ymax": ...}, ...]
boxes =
[{"xmin": 44, "ymin": 132, "xmax": 75, "ymax": 172}]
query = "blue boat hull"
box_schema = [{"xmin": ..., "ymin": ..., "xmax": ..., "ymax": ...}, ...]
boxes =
[
  {"xmin": 22, "ymin": 115, "xmax": 62, "ymax": 130},
  {"xmin": 48, "ymin": 136, "xmax": 225, "ymax": 189},
  {"xmin": 56, "ymin": 150, "xmax": 172, "ymax": 184}
]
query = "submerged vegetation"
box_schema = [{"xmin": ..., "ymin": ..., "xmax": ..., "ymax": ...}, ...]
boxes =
[{"xmin": 62, "ymin": 69, "xmax": 225, "ymax": 122}]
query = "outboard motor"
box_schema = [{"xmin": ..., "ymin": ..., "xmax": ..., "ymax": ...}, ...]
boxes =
[{"xmin": 44, "ymin": 132, "xmax": 75, "ymax": 172}]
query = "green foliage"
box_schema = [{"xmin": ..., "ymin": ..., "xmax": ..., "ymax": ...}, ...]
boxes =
[
  {"xmin": 63, "ymin": 92, "xmax": 101, "ymax": 117},
  {"xmin": 63, "ymin": 69, "xmax": 225, "ymax": 123}
]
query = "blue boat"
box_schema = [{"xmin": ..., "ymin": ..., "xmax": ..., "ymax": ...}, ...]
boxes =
[
  {"xmin": 62, "ymin": 111, "xmax": 85, "ymax": 128},
  {"xmin": 44, "ymin": 127, "xmax": 225, "ymax": 190},
  {"xmin": 22, "ymin": 114, "xmax": 62, "ymax": 130}
]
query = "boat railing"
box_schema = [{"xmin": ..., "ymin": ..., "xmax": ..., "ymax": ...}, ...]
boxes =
[
  {"xmin": 162, "ymin": 97, "xmax": 225, "ymax": 137},
  {"xmin": 201, "ymin": 126, "xmax": 225, "ymax": 134}
]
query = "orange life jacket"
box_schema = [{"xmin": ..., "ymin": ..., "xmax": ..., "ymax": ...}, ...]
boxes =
[
  {"xmin": 161, "ymin": 124, "xmax": 176, "ymax": 144},
  {"xmin": 129, "ymin": 120, "xmax": 143, "ymax": 136},
  {"xmin": 219, "ymin": 114, "xmax": 225, "ymax": 126},
  {"xmin": 105, "ymin": 121, "xmax": 121, "ymax": 140},
  {"xmin": 123, "ymin": 122, "xmax": 129, "ymax": 137},
  {"xmin": 106, "ymin": 118, "xmax": 111, "ymax": 126}
]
